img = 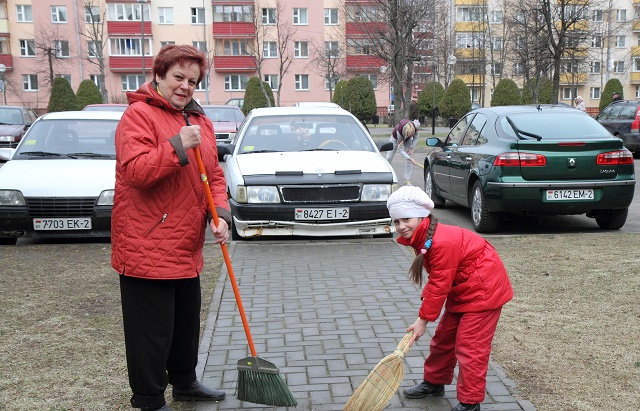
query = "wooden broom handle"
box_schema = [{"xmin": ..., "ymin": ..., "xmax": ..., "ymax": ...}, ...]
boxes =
[{"xmin": 186, "ymin": 113, "xmax": 257, "ymax": 357}]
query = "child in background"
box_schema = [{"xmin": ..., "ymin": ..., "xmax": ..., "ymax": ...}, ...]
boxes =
[
  {"xmin": 386, "ymin": 186, "xmax": 513, "ymax": 411},
  {"xmin": 385, "ymin": 119, "xmax": 421, "ymax": 186}
]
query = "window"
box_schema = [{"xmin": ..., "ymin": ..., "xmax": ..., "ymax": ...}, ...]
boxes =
[
  {"xmin": 489, "ymin": 10, "xmax": 503, "ymax": 24},
  {"xmin": 294, "ymin": 41, "xmax": 308, "ymax": 58},
  {"xmin": 562, "ymin": 87, "xmax": 577, "ymax": 100},
  {"xmin": 457, "ymin": 7, "xmax": 483, "ymax": 22},
  {"xmin": 636, "ymin": 86, "xmax": 640, "ymax": 99},
  {"xmin": 0, "ymin": 39, "xmax": 7, "ymax": 54},
  {"xmin": 592, "ymin": 35, "xmax": 602, "ymax": 48},
  {"xmin": 107, "ymin": 4, "xmax": 144, "ymax": 21},
  {"xmin": 193, "ymin": 41, "xmax": 206, "ymax": 53},
  {"xmin": 56, "ymin": 74, "xmax": 72, "ymax": 86},
  {"xmin": 224, "ymin": 75, "xmax": 249, "ymax": 91},
  {"xmin": 19, "ymin": 39, "xmax": 36, "ymax": 57},
  {"xmin": 457, "ymin": 33, "xmax": 481, "ymax": 49},
  {"xmin": 214, "ymin": 5, "xmax": 252, "ymax": 22},
  {"xmin": 349, "ymin": 5, "xmax": 379, "ymax": 22},
  {"xmin": 85, "ymin": 6, "xmax": 100, "ymax": 23},
  {"xmin": 616, "ymin": 9, "xmax": 626, "ymax": 22},
  {"xmin": 264, "ymin": 74, "xmax": 278, "ymax": 91},
  {"xmin": 325, "ymin": 41, "xmax": 339, "ymax": 58},
  {"xmin": 325, "ymin": 75, "xmax": 339, "ymax": 90},
  {"xmin": 592, "ymin": 10, "xmax": 603, "ymax": 22},
  {"xmin": 615, "ymin": 36, "xmax": 626, "ymax": 48},
  {"xmin": 360, "ymin": 74, "xmax": 378, "ymax": 90},
  {"xmin": 324, "ymin": 8, "xmax": 338, "ymax": 25},
  {"xmin": 513, "ymin": 63, "xmax": 524, "ymax": 75},
  {"xmin": 121, "ymin": 74, "xmax": 144, "ymax": 91},
  {"xmin": 23, "ymin": 74, "xmax": 38, "ymax": 91},
  {"xmin": 614, "ymin": 61, "xmax": 625, "ymax": 73},
  {"xmin": 159, "ymin": 7, "xmax": 174, "ymax": 24},
  {"xmin": 263, "ymin": 42, "xmax": 277, "ymax": 58},
  {"xmin": 590, "ymin": 61, "xmax": 601, "ymax": 73},
  {"xmin": 262, "ymin": 8, "xmax": 276, "ymax": 25},
  {"xmin": 293, "ymin": 8, "xmax": 308, "ymax": 25},
  {"xmin": 195, "ymin": 76, "xmax": 208, "ymax": 91},
  {"xmin": 223, "ymin": 39, "xmax": 248, "ymax": 56},
  {"xmin": 295, "ymin": 74, "xmax": 309, "ymax": 90},
  {"xmin": 51, "ymin": 6, "xmax": 68, "ymax": 23},
  {"xmin": 110, "ymin": 38, "xmax": 145, "ymax": 56},
  {"xmin": 491, "ymin": 37, "xmax": 502, "ymax": 50},
  {"xmin": 16, "ymin": 5, "xmax": 32, "ymax": 22},
  {"xmin": 491, "ymin": 62, "xmax": 502, "ymax": 75},
  {"xmin": 160, "ymin": 41, "xmax": 175, "ymax": 47},
  {"xmin": 635, "ymin": 58, "xmax": 640, "ymax": 71},
  {"xmin": 54, "ymin": 40, "xmax": 70, "ymax": 58},
  {"xmin": 590, "ymin": 87, "xmax": 601, "ymax": 99},
  {"xmin": 90, "ymin": 74, "xmax": 104, "ymax": 90},
  {"xmin": 191, "ymin": 7, "xmax": 204, "ymax": 24}
]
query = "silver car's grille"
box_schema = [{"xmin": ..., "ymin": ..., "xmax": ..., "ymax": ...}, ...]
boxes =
[
  {"xmin": 280, "ymin": 184, "xmax": 361, "ymax": 203},
  {"xmin": 26, "ymin": 197, "xmax": 97, "ymax": 217}
]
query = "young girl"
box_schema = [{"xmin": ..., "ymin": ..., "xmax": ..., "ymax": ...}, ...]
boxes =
[
  {"xmin": 385, "ymin": 119, "xmax": 420, "ymax": 186},
  {"xmin": 386, "ymin": 186, "xmax": 513, "ymax": 411}
]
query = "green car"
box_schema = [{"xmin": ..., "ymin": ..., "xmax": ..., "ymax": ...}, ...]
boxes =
[{"xmin": 423, "ymin": 105, "xmax": 636, "ymax": 233}]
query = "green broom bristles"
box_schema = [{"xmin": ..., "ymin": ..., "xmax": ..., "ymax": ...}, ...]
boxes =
[{"xmin": 236, "ymin": 356, "xmax": 297, "ymax": 407}]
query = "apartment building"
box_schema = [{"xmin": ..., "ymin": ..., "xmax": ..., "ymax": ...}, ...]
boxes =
[{"xmin": 0, "ymin": 0, "xmax": 636, "ymax": 114}]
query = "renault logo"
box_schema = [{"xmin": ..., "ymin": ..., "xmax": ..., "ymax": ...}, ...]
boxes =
[{"xmin": 568, "ymin": 158, "xmax": 576, "ymax": 168}]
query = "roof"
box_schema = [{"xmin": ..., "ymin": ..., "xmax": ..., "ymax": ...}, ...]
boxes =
[
  {"xmin": 248, "ymin": 106, "xmax": 352, "ymax": 117},
  {"xmin": 39, "ymin": 110, "xmax": 124, "ymax": 121}
]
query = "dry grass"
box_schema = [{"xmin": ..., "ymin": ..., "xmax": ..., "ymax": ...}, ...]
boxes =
[{"xmin": 1, "ymin": 234, "xmax": 639, "ymax": 410}]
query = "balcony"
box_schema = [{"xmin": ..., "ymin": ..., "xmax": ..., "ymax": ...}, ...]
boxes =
[
  {"xmin": 107, "ymin": 21, "xmax": 152, "ymax": 36},
  {"xmin": 559, "ymin": 72, "xmax": 587, "ymax": 84},
  {"xmin": 454, "ymin": 22, "xmax": 487, "ymax": 32},
  {"xmin": 632, "ymin": 46, "xmax": 640, "ymax": 57},
  {"xmin": 109, "ymin": 56, "xmax": 154, "ymax": 72},
  {"xmin": 455, "ymin": 74, "xmax": 485, "ymax": 85},
  {"xmin": 455, "ymin": 0, "xmax": 487, "ymax": 4},
  {"xmin": 630, "ymin": 72, "xmax": 640, "ymax": 84},
  {"xmin": 212, "ymin": 22, "xmax": 255, "ymax": 38},
  {"xmin": 454, "ymin": 48, "xmax": 484, "ymax": 59},
  {"xmin": 346, "ymin": 55, "xmax": 386, "ymax": 71},
  {"xmin": 0, "ymin": 54, "xmax": 13, "ymax": 70},
  {"xmin": 563, "ymin": 47, "xmax": 588, "ymax": 58},
  {"xmin": 555, "ymin": 20, "xmax": 589, "ymax": 31},
  {"xmin": 346, "ymin": 22, "xmax": 386, "ymax": 36},
  {"xmin": 633, "ymin": 20, "xmax": 640, "ymax": 32},
  {"xmin": 0, "ymin": 18, "xmax": 8, "ymax": 34},
  {"xmin": 213, "ymin": 55, "xmax": 256, "ymax": 72}
]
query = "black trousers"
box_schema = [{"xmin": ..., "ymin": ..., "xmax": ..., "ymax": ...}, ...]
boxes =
[{"xmin": 120, "ymin": 275, "xmax": 201, "ymax": 410}]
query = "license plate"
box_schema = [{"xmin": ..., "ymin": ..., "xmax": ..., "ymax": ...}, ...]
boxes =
[
  {"xmin": 33, "ymin": 218, "xmax": 92, "ymax": 230},
  {"xmin": 294, "ymin": 208, "xmax": 349, "ymax": 220},
  {"xmin": 546, "ymin": 189, "xmax": 594, "ymax": 201}
]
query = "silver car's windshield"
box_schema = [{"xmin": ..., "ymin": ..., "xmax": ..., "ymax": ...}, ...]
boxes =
[
  {"xmin": 14, "ymin": 119, "xmax": 119, "ymax": 158},
  {"xmin": 238, "ymin": 115, "xmax": 375, "ymax": 153}
]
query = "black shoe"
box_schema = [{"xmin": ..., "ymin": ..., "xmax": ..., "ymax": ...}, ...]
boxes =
[
  {"xmin": 172, "ymin": 380, "xmax": 226, "ymax": 402},
  {"xmin": 402, "ymin": 380, "xmax": 445, "ymax": 399},
  {"xmin": 451, "ymin": 402, "xmax": 481, "ymax": 411}
]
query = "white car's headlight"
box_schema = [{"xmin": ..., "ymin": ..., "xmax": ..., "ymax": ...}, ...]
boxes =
[
  {"xmin": 0, "ymin": 136, "xmax": 16, "ymax": 143},
  {"xmin": 0, "ymin": 190, "xmax": 26, "ymax": 206},
  {"xmin": 236, "ymin": 186, "xmax": 280, "ymax": 204},
  {"xmin": 97, "ymin": 190, "xmax": 114, "ymax": 206},
  {"xmin": 361, "ymin": 184, "xmax": 392, "ymax": 202}
]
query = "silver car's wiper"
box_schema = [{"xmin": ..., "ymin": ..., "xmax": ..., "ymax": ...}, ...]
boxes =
[
  {"xmin": 67, "ymin": 152, "xmax": 113, "ymax": 158},
  {"xmin": 505, "ymin": 116, "xmax": 542, "ymax": 141},
  {"xmin": 302, "ymin": 148, "xmax": 334, "ymax": 151},
  {"xmin": 18, "ymin": 151, "xmax": 62, "ymax": 157}
]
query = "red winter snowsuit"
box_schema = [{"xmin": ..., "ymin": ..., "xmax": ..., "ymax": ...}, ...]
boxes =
[
  {"xmin": 111, "ymin": 81, "xmax": 231, "ymax": 279},
  {"xmin": 397, "ymin": 217, "xmax": 513, "ymax": 404}
]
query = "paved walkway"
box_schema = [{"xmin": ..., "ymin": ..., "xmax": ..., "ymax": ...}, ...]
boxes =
[{"xmin": 195, "ymin": 239, "xmax": 535, "ymax": 411}]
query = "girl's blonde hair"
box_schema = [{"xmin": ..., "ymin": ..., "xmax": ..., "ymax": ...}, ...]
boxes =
[
  {"xmin": 402, "ymin": 121, "xmax": 416, "ymax": 138},
  {"xmin": 408, "ymin": 215, "xmax": 438, "ymax": 286}
]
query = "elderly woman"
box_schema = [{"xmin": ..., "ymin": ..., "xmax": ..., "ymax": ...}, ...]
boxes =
[
  {"xmin": 112, "ymin": 44, "xmax": 232, "ymax": 411},
  {"xmin": 575, "ymin": 96, "xmax": 586, "ymax": 112},
  {"xmin": 386, "ymin": 118, "xmax": 421, "ymax": 186}
]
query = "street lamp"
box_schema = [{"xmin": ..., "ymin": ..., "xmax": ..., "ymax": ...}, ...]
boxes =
[
  {"xmin": 0, "ymin": 64, "xmax": 6, "ymax": 105},
  {"xmin": 447, "ymin": 54, "xmax": 457, "ymax": 85},
  {"xmin": 138, "ymin": 0, "xmax": 149, "ymax": 80},
  {"xmin": 431, "ymin": 66, "xmax": 436, "ymax": 135}
]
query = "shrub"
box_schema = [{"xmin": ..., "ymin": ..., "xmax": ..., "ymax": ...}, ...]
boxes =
[
  {"xmin": 76, "ymin": 79, "xmax": 104, "ymax": 110},
  {"xmin": 418, "ymin": 82, "xmax": 445, "ymax": 118},
  {"xmin": 522, "ymin": 78, "xmax": 553, "ymax": 105},
  {"xmin": 332, "ymin": 80, "xmax": 349, "ymax": 109},
  {"xmin": 344, "ymin": 76, "xmax": 377, "ymax": 122},
  {"xmin": 491, "ymin": 78, "xmax": 521, "ymax": 106},
  {"xmin": 47, "ymin": 77, "xmax": 78, "ymax": 112},
  {"xmin": 440, "ymin": 78, "xmax": 471, "ymax": 120},
  {"xmin": 600, "ymin": 78, "xmax": 624, "ymax": 111},
  {"xmin": 242, "ymin": 76, "xmax": 274, "ymax": 115}
]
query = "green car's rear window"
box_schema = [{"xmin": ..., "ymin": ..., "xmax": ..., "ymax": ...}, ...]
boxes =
[{"xmin": 497, "ymin": 113, "xmax": 611, "ymax": 141}]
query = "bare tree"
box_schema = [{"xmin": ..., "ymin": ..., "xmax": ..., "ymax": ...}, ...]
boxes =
[
  {"xmin": 273, "ymin": 0, "xmax": 296, "ymax": 107},
  {"xmin": 308, "ymin": 31, "xmax": 346, "ymax": 101},
  {"xmin": 80, "ymin": 1, "xmax": 108, "ymax": 102},
  {"xmin": 33, "ymin": 23, "xmax": 75, "ymax": 91}
]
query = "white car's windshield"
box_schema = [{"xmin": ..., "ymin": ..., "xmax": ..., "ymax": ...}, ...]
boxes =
[{"xmin": 238, "ymin": 115, "xmax": 375, "ymax": 153}]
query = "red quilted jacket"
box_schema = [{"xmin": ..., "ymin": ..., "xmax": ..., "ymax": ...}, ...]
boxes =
[
  {"xmin": 111, "ymin": 82, "xmax": 231, "ymax": 280},
  {"xmin": 397, "ymin": 218, "xmax": 513, "ymax": 321}
]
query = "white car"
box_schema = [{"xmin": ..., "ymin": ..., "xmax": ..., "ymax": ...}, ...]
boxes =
[
  {"xmin": 217, "ymin": 106, "xmax": 398, "ymax": 240},
  {"xmin": 0, "ymin": 111, "xmax": 123, "ymax": 245}
]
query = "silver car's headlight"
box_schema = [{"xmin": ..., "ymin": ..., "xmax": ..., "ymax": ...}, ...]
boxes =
[
  {"xmin": 97, "ymin": 190, "xmax": 114, "ymax": 206},
  {"xmin": 0, "ymin": 190, "xmax": 26, "ymax": 206},
  {"xmin": 361, "ymin": 184, "xmax": 392, "ymax": 202},
  {"xmin": 236, "ymin": 186, "xmax": 280, "ymax": 204}
]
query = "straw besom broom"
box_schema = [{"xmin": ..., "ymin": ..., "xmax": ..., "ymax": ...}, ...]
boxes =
[{"xmin": 343, "ymin": 332, "xmax": 413, "ymax": 411}]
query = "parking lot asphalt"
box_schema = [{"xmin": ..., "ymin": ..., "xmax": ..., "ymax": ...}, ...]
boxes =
[{"xmin": 194, "ymin": 239, "xmax": 536, "ymax": 411}]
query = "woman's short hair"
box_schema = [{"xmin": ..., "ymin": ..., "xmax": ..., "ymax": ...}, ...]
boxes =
[
  {"xmin": 402, "ymin": 121, "xmax": 416, "ymax": 138},
  {"xmin": 152, "ymin": 44, "xmax": 206, "ymax": 84}
]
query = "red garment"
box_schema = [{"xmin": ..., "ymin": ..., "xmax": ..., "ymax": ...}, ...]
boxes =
[
  {"xmin": 397, "ymin": 218, "xmax": 513, "ymax": 321},
  {"xmin": 111, "ymin": 81, "xmax": 231, "ymax": 280},
  {"xmin": 391, "ymin": 119, "xmax": 413, "ymax": 142}
]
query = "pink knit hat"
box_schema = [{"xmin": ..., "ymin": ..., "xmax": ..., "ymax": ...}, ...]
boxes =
[{"xmin": 386, "ymin": 186, "xmax": 435, "ymax": 221}]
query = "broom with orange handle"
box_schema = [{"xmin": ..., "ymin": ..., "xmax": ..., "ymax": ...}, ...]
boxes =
[{"xmin": 184, "ymin": 113, "xmax": 296, "ymax": 407}]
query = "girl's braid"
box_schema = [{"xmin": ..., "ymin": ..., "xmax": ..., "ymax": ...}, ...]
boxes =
[{"xmin": 408, "ymin": 214, "xmax": 439, "ymax": 286}]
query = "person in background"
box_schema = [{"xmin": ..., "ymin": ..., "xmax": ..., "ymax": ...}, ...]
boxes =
[
  {"xmin": 409, "ymin": 99, "xmax": 420, "ymax": 123},
  {"xmin": 575, "ymin": 96, "xmax": 586, "ymax": 112},
  {"xmin": 387, "ymin": 186, "xmax": 513, "ymax": 411},
  {"xmin": 612, "ymin": 91, "xmax": 622, "ymax": 102},
  {"xmin": 112, "ymin": 44, "xmax": 232, "ymax": 411},
  {"xmin": 386, "ymin": 118, "xmax": 421, "ymax": 186}
]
